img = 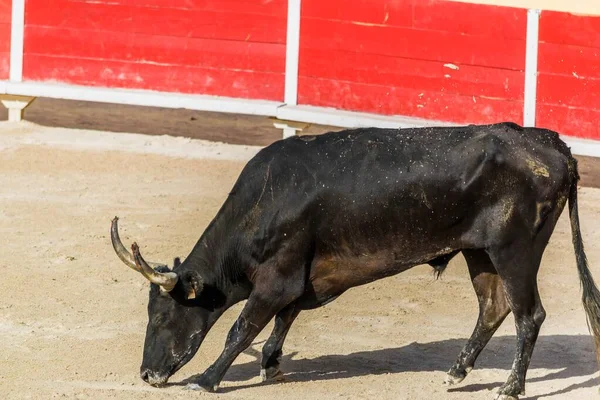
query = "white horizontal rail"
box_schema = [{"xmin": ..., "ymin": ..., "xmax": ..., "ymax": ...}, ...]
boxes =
[
  {"xmin": 1, "ymin": 80, "xmax": 599, "ymax": 157},
  {"xmin": 276, "ymin": 104, "xmax": 454, "ymax": 129},
  {"xmin": 0, "ymin": 81, "xmax": 282, "ymax": 116}
]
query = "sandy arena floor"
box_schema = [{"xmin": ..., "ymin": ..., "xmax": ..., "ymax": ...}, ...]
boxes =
[{"xmin": 1, "ymin": 121, "xmax": 600, "ymax": 400}]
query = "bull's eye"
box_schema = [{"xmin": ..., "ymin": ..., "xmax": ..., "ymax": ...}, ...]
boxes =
[{"xmin": 153, "ymin": 314, "xmax": 166, "ymax": 326}]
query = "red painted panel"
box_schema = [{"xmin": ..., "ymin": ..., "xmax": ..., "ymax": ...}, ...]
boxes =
[
  {"xmin": 537, "ymin": 74, "xmax": 600, "ymax": 109},
  {"xmin": 301, "ymin": 0, "xmax": 526, "ymax": 40},
  {"xmin": 538, "ymin": 42, "xmax": 600, "ymax": 78},
  {"xmin": 25, "ymin": 26, "xmax": 285, "ymax": 73},
  {"xmin": 0, "ymin": 0, "xmax": 9, "ymax": 80},
  {"xmin": 301, "ymin": 0, "xmax": 413, "ymax": 27},
  {"xmin": 537, "ymin": 12, "xmax": 600, "ymax": 139},
  {"xmin": 413, "ymin": 1, "xmax": 526, "ymax": 40},
  {"xmin": 0, "ymin": 53, "xmax": 8, "ymax": 79},
  {"xmin": 0, "ymin": 22, "xmax": 9, "ymax": 52},
  {"xmin": 537, "ymin": 104, "xmax": 600, "ymax": 140},
  {"xmin": 65, "ymin": 0, "xmax": 287, "ymax": 16},
  {"xmin": 300, "ymin": 48, "xmax": 524, "ymax": 100},
  {"xmin": 539, "ymin": 11, "xmax": 600, "ymax": 48},
  {"xmin": 23, "ymin": 55, "xmax": 284, "ymax": 100},
  {"xmin": 300, "ymin": 18, "xmax": 525, "ymax": 70},
  {"xmin": 26, "ymin": 0, "xmax": 286, "ymax": 44},
  {"xmin": 299, "ymin": 0, "xmax": 525, "ymax": 124},
  {"xmin": 298, "ymin": 76, "xmax": 523, "ymax": 124},
  {"xmin": 0, "ymin": 0, "xmax": 10, "ymax": 23},
  {"xmin": 22, "ymin": 0, "xmax": 286, "ymax": 99}
]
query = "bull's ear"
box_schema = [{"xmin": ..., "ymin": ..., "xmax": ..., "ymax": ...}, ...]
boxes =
[
  {"xmin": 195, "ymin": 285, "xmax": 227, "ymax": 311},
  {"xmin": 182, "ymin": 271, "xmax": 204, "ymax": 300}
]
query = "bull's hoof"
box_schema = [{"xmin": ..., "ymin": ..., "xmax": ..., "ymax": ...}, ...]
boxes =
[
  {"xmin": 494, "ymin": 395, "xmax": 518, "ymax": 400},
  {"xmin": 443, "ymin": 366, "xmax": 471, "ymax": 386},
  {"xmin": 184, "ymin": 379, "xmax": 219, "ymax": 393},
  {"xmin": 443, "ymin": 373, "xmax": 465, "ymax": 386},
  {"xmin": 494, "ymin": 378, "xmax": 524, "ymax": 400},
  {"xmin": 185, "ymin": 383, "xmax": 219, "ymax": 392},
  {"xmin": 260, "ymin": 367, "xmax": 285, "ymax": 382}
]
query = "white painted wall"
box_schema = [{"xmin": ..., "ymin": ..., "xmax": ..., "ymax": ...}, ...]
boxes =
[{"xmin": 451, "ymin": 0, "xmax": 600, "ymax": 15}]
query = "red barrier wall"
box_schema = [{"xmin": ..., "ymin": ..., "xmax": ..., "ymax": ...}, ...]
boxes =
[
  {"xmin": 0, "ymin": 0, "xmax": 10, "ymax": 80},
  {"xmin": 1, "ymin": 0, "xmax": 599, "ymax": 141},
  {"xmin": 22, "ymin": 0, "xmax": 287, "ymax": 101},
  {"xmin": 298, "ymin": 0, "xmax": 527, "ymax": 124},
  {"xmin": 537, "ymin": 11, "xmax": 600, "ymax": 139}
]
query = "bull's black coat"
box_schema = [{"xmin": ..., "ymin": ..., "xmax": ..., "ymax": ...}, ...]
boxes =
[{"xmin": 112, "ymin": 122, "xmax": 600, "ymax": 400}]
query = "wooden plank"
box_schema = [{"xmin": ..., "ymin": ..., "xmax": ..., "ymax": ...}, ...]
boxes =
[
  {"xmin": 537, "ymin": 104, "xmax": 600, "ymax": 140},
  {"xmin": 25, "ymin": 26, "xmax": 286, "ymax": 73},
  {"xmin": 299, "ymin": 48, "xmax": 524, "ymax": 100},
  {"xmin": 64, "ymin": 0, "xmax": 287, "ymax": 16},
  {"xmin": 537, "ymin": 74, "xmax": 600, "ymax": 109},
  {"xmin": 25, "ymin": 1, "xmax": 287, "ymax": 44},
  {"xmin": 297, "ymin": 76, "xmax": 523, "ymax": 124},
  {"xmin": 413, "ymin": 1, "xmax": 526, "ymax": 40},
  {"xmin": 538, "ymin": 42, "xmax": 600, "ymax": 78},
  {"xmin": 300, "ymin": 18, "xmax": 525, "ymax": 70},
  {"xmin": 301, "ymin": 0, "xmax": 413, "ymax": 27},
  {"xmin": 22, "ymin": 54, "xmax": 285, "ymax": 100},
  {"xmin": 539, "ymin": 11, "xmax": 600, "ymax": 48}
]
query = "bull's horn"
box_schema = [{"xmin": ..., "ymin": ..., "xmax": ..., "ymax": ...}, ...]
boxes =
[
  {"xmin": 132, "ymin": 242, "xmax": 179, "ymax": 292},
  {"xmin": 110, "ymin": 216, "xmax": 164, "ymax": 270}
]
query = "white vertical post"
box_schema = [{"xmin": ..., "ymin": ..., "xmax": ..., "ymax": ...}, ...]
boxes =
[
  {"xmin": 9, "ymin": 0, "xmax": 25, "ymax": 82},
  {"xmin": 284, "ymin": 0, "xmax": 301, "ymax": 105},
  {"xmin": 523, "ymin": 9, "xmax": 540, "ymax": 127}
]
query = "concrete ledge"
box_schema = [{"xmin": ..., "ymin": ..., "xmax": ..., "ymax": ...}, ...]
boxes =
[{"xmin": 560, "ymin": 136, "xmax": 600, "ymax": 159}]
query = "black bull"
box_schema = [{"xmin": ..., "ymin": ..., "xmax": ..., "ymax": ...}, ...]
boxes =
[{"xmin": 110, "ymin": 123, "xmax": 600, "ymax": 400}]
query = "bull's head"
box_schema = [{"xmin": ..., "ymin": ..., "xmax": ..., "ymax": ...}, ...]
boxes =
[{"xmin": 110, "ymin": 217, "xmax": 225, "ymax": 386}]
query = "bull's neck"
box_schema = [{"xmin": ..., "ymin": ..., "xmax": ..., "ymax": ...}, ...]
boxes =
[{"xmin": 179, "ymin": 213, "xmax": 248, "ymax": 294}]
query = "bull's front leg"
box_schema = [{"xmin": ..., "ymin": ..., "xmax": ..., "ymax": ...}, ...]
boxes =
[
  {"xmin": 185, "ymin": 294, "xmax": 281, "ymax": 392},
  {"xmin": 260, "ymin": 304, "xmax": 301, "ymax": 381},
  {"xmin": 186, "ymin": 263, "xmax": 305, "ymax": 392}
]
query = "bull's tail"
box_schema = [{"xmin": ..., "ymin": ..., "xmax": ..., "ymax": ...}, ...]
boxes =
[{"xmin": 569, "ymin": 176, "xmax": 600, "ymax": 362}]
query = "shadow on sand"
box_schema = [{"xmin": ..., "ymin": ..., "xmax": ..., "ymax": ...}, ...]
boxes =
[{"xmin": 179, "ymin": 334, "xmax": 599, "ymax": 398}]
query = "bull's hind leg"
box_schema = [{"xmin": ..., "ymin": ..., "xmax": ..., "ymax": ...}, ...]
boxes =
[
  {"xmin": 445, "ymin": 249, "xmax": 510, "ymax": 385},
  {"xmin": 260, "ymin": 304, "xmax": 301, "ymax": 381},
  {"xmin": 487, "ymin": 244, "xmax": 546, "ymax": 400}
]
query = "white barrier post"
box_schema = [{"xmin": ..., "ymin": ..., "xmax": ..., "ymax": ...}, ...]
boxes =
[
  {"xmin": 3, "ymin": 0, "xmax": 35, "ymax": 121},
  {"xmin": 274, "ymin": 0, "xmax": 302, "ymax": 138},
  {"xmin": 3, "ymin": 0, "xmax": 35, "ymax": 122},
  {"xmin": 284, "ymin": 0, "xmax": 301, "ymax": 106},
  {"xmin": 9, "ymin": 0, "xmax": 24, "ymax": 82},
  {"xmin": 523, "ymin": 9, "xmax": 541, "ymax": 127}
]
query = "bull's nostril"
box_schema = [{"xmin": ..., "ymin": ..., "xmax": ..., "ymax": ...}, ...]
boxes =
[{"xmin": 140, "ymin": 370, "xmax": 149, "ymax": 382}]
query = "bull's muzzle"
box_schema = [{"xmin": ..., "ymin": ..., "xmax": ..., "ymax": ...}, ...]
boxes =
[{"xmin": 140, "ymin": 368, "xmax": 169, "ymax": 386}]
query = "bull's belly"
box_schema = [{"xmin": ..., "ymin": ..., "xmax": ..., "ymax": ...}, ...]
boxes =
[{"xmin": 295, "ymin": 247, "xmax": 456, "ymax": 309}]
